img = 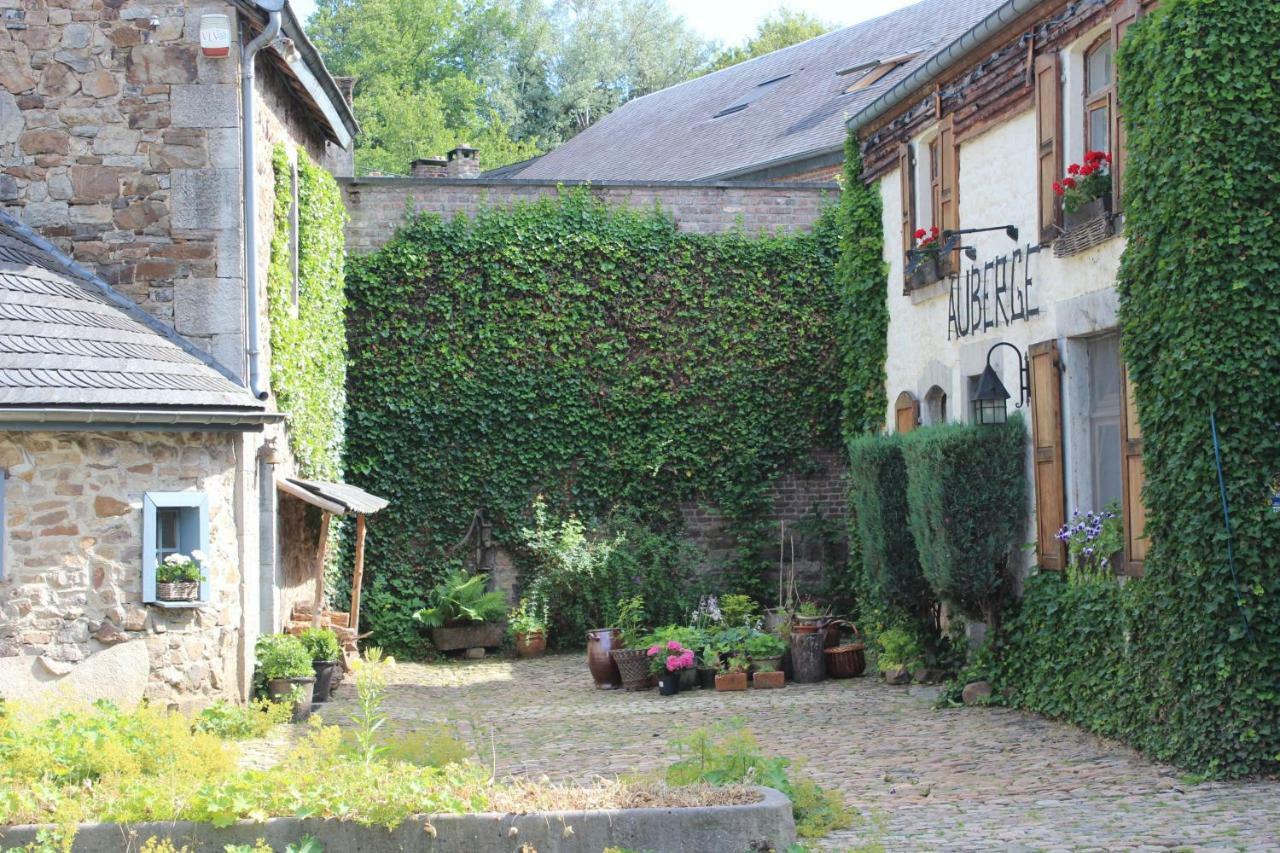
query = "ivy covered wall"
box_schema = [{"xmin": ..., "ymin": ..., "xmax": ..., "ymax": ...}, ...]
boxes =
[
  {"xmin": 344, "ymin": 190, "xmax": 842, "ymax": 655},
  {"xmin": 269, "ymin": 145, "xmax": 348, "ymax": 479},
  {"xmin": 985, "ymin": 0, "xmax": 1280, "ymax": 778}
]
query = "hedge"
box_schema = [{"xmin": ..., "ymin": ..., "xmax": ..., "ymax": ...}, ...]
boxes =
[
  {"xmin": 901, "ymin": 417, "xmax": 1027, "ymax": 629},
  {"xmin": 344, "ymin": 189, "xmax": 842, "ymax": 656}
]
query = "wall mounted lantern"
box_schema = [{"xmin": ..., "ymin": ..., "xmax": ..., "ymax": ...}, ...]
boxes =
[{"xmin": 971, "ymin": 341, "xmax": 1030, "ymax": 426}]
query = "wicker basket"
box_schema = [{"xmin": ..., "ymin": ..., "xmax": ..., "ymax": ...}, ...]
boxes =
[
  {"xmin": 611, "ymin": 648, "xmax": 652, "ymax": 691},
  {"xmin": 156, "ymin": 581, "xmax": 199, "ymax": 602},
  {"xmin": 823, "ymin": 621, "xmax": 866, "ymax": 678}
]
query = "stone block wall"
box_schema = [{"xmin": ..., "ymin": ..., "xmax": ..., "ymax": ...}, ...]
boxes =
[
  {"xmin": 341, "ymin": 177, "xmax": 839, "ymax": 254},
  {"xmin": 0, "ymin": 430, "xmax": 243, "ymax": 710}
]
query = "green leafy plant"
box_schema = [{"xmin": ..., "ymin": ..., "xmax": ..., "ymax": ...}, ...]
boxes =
[
  {"xmin": 344, "ymin": 189, "xmax": 841, "ymax": 655},
  {"xmin": 665, "ymin": 721, "xmax": 852, "ymax": 839},
  {"xmin": 717, "ymin": 594, "xmax": 760, "ymax": 628},
  {"xmin": 298, "ymin": 627, "xmax": 342, "ymax": 663},
  {"xmin": 192, "ymin": 699, "xmax": 292, "ymax": 740},
  {"xmin": 613, "ymin": 595, "xmax": 648, "ymax": 649},
  {"xmin": 1056, "ymin": 503, "xmax": 1124, "ymax": 585},
  {"xmin": 507, "ymin": 597, "xmax": 548, "ymax": 637},
  {"xmin": 901, "ymin": 417, "xmax": 1028, "ymax": 632},
  {"xmin": 412, "ymin": 570, "xmax": 506, "ymax": 629},
  {"xmin": 743, "ymin": 632, "xmax": 787, "ymax": 660},
  {"xmin": 156, "ymin": 551, "xmax": 205, "ymax": 584},
  {"xmin": 722, "ymin": 655, "xmax": 750, "ymax": 674},
  {"xmin": 875, "ymin": 626, "xmax": 924, "ymax": 673},
  {"xmin": 255, "ymin": 634, "xmax": 313, "ymax": 680}
]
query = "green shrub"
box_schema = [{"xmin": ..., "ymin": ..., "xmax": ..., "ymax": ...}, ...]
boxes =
[
  {"xmin": 343, "ymin": 188, "xmax": 841, "ymax": 655},
  {"xmin": 901, "ymin": 417, "xmax": 1027, "ymax": 629},
  {"xmin": 874, "ymin": 626, "xmax": 924, "ymax": 673},
  {"xmin": 846, "ymin": 433, "xmax": 934, "ymax": 630},
  {"xmin": 192, "ymin": 699, "xmax": 292, "ymax": 740},
  {"xmin": 413, "ymin": 570, "xmax": 506, "ymax": 629},
  {"xmin": 255, "ymin": 634, "xmax": 313, "ymax": 680},
  {"xmin": 298, "ymin": 628, "xmax": 342, "ymax": 663}
]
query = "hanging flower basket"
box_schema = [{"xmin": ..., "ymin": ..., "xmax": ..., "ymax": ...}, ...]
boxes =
[{"xmin": 156, "ymin": 581, "xmax": 199, "ymax": 602}]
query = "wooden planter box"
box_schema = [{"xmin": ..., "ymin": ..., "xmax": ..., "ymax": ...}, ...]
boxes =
[
  {"xmin": 431, "ymin": 622, "xmax": 504, "ymax": 652},
  {"xmin": 715, "ymin": 672, "xmax": 748, "ymax": 692},
  {"xmin": 752, "ymin": 670, "xmax": 784, "ymax": 689}
]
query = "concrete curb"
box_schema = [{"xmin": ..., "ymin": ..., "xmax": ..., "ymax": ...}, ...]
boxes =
[{"xmin": 0, "ymin": 785, "xmax": 795, "ymax": 852}]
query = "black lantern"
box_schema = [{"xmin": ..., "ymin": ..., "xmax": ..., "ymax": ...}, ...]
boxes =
[{"xmin": 972, "ymin": 341, "xmax": 1030, "ymax": 426}]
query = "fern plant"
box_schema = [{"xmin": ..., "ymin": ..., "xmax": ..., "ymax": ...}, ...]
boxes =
[{"xmin": 413, "ymin": 571, "xmax": 506, "ymax": 628}]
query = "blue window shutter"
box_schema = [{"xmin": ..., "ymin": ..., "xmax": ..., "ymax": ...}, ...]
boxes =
[{"xmin": 143, "ymin": 492, "xmax": 211, "ymax": 607}]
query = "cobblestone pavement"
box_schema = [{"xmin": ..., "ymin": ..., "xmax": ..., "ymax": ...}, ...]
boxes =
[{"xmin": 310, "ymin": 654, "xmax": 1280, "ymax": 851}]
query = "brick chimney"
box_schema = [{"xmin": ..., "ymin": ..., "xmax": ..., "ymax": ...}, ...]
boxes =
[
  {"xmin": 446, "ymin": 145, "xmax": 480, "ymax": 178},
  {"xmin": 333, "ymin": 76, "xmax": 356, "ymax": 107},
  {"xmin": 410, "ymin": 157, "xmax": 448, "ymax": 178}
]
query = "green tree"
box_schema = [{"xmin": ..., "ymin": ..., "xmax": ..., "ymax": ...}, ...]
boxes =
[{"xmin": 710, "ymin": 8, "xmax": 832, "ymax": 72}]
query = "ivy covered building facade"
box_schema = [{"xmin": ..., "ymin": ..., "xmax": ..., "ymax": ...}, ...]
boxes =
[{"xmin": 0, "ymin": 0, "xmax": 357, "ymax": 710}]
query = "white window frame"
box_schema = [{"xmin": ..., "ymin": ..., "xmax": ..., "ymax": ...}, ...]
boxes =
[{"xmin": 142, "ymin": 491, "xmax": 210, "ymax": 608}]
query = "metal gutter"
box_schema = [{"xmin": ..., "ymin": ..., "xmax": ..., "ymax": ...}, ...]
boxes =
[
  {"xmin": 845, "ymin": 0, "xmax": 1052, "ymax": 134},
  {"xmin": 0, "ymin": 407, "xmax": 286, "ymax": 431}
]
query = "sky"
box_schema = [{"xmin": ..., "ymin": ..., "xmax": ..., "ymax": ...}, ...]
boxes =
[{"xmin": 289, "ymin": 0, "xmax": 916, "ymax": 46}]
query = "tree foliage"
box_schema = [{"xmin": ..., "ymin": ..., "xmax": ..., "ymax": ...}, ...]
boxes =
[
  {"xmin": 709, "ymin": 8, "xmax": 832, "ymax": 72},
  {"xmin": 344, "ymin": 189, "xmax": 841, "ymax": 655}
]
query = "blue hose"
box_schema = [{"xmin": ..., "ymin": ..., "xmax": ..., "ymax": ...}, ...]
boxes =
[{"xmin": 1209, "ymin": 410, "xmax": 1255, "ymax": 646}]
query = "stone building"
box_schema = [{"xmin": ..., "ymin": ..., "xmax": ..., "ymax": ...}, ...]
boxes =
[
  {"xmin": 0, "ymin": 0, "xmax": 359, "ymax": 710},
  {"xmin": 849, "ymin": 0, "xmax": 1152, "ymax": 583}
]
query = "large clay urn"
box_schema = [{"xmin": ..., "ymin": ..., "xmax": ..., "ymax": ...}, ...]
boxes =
[{"xmin": 586, "ymin": 627, "xmax": 623, "ymax": 689}]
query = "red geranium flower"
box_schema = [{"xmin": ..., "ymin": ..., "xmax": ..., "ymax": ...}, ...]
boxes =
[
  {"xmin": 914, "ymin": 228, "xmax": 926, "ymax": 240},
  {"xmin": 1067, "ymin": 163, "xmax": 1080, "ymax": 175},
  {"xmin": 1063, "ymin": 177, "xmax": 1077, "ymax": 189},
  {"xmin": 1079, "ymin": 164, "xmax": 1095, "ymax": 176},
  {"xmin": 1052, "ymin": 181, "xmax": 1063, "ymax": 195}
]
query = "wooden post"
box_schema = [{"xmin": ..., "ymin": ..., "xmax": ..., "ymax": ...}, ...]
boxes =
[
  {"xmin": 350, "ymin": 513, "xmax": 367, "ymax": 634},
  {"xmin": 311, "ymin": 512, "xmax": 332, "ymax": 628}
]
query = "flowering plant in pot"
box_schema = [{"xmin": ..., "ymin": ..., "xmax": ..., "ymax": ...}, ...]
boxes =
[
  {"xmin": 508, "ymin": 597, "xmax": 549, "ymax": 658},
  {"xmin": 648, "ymin": 640, "xmax": 695, "ymax": 696},
  {"xmin": 156, "ymin": 551, "xmax": 205, "ymax": 602},
  {"xmin": 792, "ymin": 599, "xmax": 829, "ymax": 633},
  {"xmin": 299, "ymin": 627, "xmax": 341, "ymax": 704},
  {"xmin": 907, "ymin": 226, "xmax": 944, "ymax": 286},
  {"xmin": 715, "ymin": 655, "xmax": 750, "ymax": 692},
  {"xmin": 1056, "ymin": 502, "xmax": 1123, "ymax": 585},
  {"xmin": 255, "ymin": 632, "xmax": 315, "ymax": 721},
  {"xmin": 1053, "ymin": 150, "xmax": 1112, "ymax": 215}
]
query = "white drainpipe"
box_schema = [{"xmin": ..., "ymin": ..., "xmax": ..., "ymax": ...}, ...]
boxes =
[{"xmin": 241, "ymin": 9, "xmax": 281, "ymax": 401}]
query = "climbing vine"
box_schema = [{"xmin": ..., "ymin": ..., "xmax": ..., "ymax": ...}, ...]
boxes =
[
  {"xmin": 345, "ymin": 189, "xmax": 842, "ymax": 655},
  {"xmin": 269, "ymin": 144, "xmax": 348, "ymax": 479},
  {"xmin": 978, "ymin": 0, "xmax": 1280, "ymax": 779}
]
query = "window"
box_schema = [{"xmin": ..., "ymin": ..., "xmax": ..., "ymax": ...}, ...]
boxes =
[
  {"xmin": 839, "ymin": 54, "xmax": 918, "ymax": 94},
  {"xmin": 714, "ymin": 74, "xmax": 791, "ymax": 118},
  {"xmin": 1087, "ymin": 334, "xmax": 1123, "ymax": 510},
  {"xmin": 143, "ymin": 492, "xmax": 210, "ymax": 607},
  {"xmin": 1083, "ymin": 36, "xmax": 1113, "ymax": 155}
]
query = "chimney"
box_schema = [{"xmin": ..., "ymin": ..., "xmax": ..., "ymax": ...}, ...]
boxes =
[
  {"xmin": 333, "ymin": 75, "xmax": 356, "ymax": 107},
  {"xmin": 410, "ymin": 157, "xmax": 448, "ymax": 178},
  {"xmin": 446, "ymin": 145, "xmax": 480, "ymax": 178}
]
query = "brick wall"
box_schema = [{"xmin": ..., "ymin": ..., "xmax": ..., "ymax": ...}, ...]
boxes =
[{"xmin": 341, "ymin": 177, "xmax": 840, "ymax": 253}]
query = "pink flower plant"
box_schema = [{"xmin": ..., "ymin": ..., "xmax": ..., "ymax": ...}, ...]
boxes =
[{"xmin": 649, "ymin": 642, "xmax": 695, "ymax": 674}]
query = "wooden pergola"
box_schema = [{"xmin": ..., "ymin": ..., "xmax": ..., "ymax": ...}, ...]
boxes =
[{"xmin": 277, "ymin": 477, "xmax": 389, "ymax": 633}]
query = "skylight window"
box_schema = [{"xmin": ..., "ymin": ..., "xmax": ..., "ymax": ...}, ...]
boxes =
[
  {"xmin": 838, "ymin": 53, "xmax": 919, "ymax": 94},
  {"xmin": 713, "ymin": 74, "xmax": 792, "ymax": 118}
]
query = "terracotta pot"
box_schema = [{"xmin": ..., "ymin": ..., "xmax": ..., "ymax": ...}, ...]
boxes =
[
  {"xmin": 157, "ymin": 581, "xmax": 198, "ymax": 602},
  {"xmin": 715, "ymin": 671, "xmax": 748, "ymax": 692},
  {"xmin": 753, "ymin": 670, "xmax": 784, "ymax": 689},
  {"xmin": 586, "ymin": 628, "xmax": 623, "ymax": 689},
  {"xmin": 515, "ymin": 630, "xmax": 546, "ymax": 658},
  {"xmin": 791, "ymin": 623, "xmax": 819, "ymax": 635}
]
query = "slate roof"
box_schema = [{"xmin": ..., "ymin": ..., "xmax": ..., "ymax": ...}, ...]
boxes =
[
  {"xmin": 0, "ymin": 211, "xmax": 264, "ymax": 410},
  {"xmin": 504, "ymin": 0, "xmax": 1003, "ymax": 182}
]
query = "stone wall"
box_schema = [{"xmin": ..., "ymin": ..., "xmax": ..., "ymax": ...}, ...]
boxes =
[
  {"xmin": 681, "ymin": 449, "xmax": 849, "ymax": 594},
  {"xmin": 341, "ymin": 177, "xmax": 839, "ymax": 253},
  {"xmin": 0, "ymin": 430, "xmax": 243, "ymax": 711}
]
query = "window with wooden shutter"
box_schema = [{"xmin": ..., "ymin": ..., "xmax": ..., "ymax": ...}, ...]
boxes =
[
  {"xmin": 1029, "ymin": 340, "xmax": 1066, "ymax": 569},
  {"xmin": 1034, "ymin": 53, "xmax": 1062, "ymax": 242},
  {"xmin": 895, "ymin": 391, "xmax": 920, "ymax": 434},
  {"xmin": 1120, "ymin": 364, "xmax": 1148, "ymax": 574},
  {"xmin": 937, "ymin": 115, "xmax": 958, "ymax": 269},
  {"xmin": 899, "ymin": 144, "xmax": 914, "ymax": 283},
  {"xmin": 1110, "ymin": 0, "xmax": 1140, "ymax": 212}
]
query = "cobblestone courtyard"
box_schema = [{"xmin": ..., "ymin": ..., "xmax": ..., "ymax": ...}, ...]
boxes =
[{"xmin": 316, "ymin": 654, "xmax": 1280, "ymax": 851}]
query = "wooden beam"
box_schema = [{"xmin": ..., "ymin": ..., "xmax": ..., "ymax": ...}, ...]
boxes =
[
  {"xmin": 350, "ymin": 513, "xmax": 367, "ymax": 634},
  {"xmin": 311, "ymin": 511, "xmax": 331, "ymax": 628}
]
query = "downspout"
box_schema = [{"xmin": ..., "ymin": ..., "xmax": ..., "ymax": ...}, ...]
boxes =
[{"xmin": 241, "ymin": 9, "xmax": 281, "ymax": 401}]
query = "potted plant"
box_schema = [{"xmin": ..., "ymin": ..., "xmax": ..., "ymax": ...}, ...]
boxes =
[
  {"xmin": 715, "ymin": 655, "xmax": 749, "ymax": 692},
  {"xmin": 255, "ymin": 633, "xmax": 315, "ymax": 721},
  {"xmin": 907, "ymin": 226, "xmax": 944, "ymax": 288},
  {"xmin": 508, "ymin": 598, "xmax": 548, "ymax": 658},
  {"xmin": 744, "ymin": 631, "xmax": 787, "ymax": 675},
  {"xmin": 413, "ymin": 570, "xmax": 507, "ymax": 653},
  {"xmin": 298, "ymin": 626, "xmax": 341, "ymax": 704},
  {"xmin": 752, "ymin": 658, "xmax": 785, "ymax": 689},
  {"xmin": 792, "ymin": 599, "xmax": 829, "ymax": 634},
  {"xmin": 648, "ymin": 640, "xmax": 695, "ymax": 696},
  {"xmin": 609, "ymin": 596, "xmax": 651, "ymax": 691},
  {"xmin": 1053, "ymin": 150, "xmax": 1113, "ymax": 230},
  {"xmin": 696, "ymin": 645, "xmax": 719, "ymax": 690},
  {"xmin": 156, "ymin": 551, "xmax": 205, "ymax": 602}
]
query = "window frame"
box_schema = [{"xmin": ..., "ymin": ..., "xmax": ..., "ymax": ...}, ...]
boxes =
[
  {"xmin": 142, "ymin": 491, "xmax": 210, "ymax": 608},
  {"xmin": 1082, "ymin": 34, "xmax": 1113, "ymax": 157}
]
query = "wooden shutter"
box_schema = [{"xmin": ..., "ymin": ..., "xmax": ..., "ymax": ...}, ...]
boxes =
[
  {"xmin": 1110, "ymin": 0, "xmax": 1139, "ymax": 212},
  {"xmin": 1029, "ymin": 340, "xmax": 1066, "ymax": 570},
  {"xmin": 895, "ymin": 391, "xmax": 920, "ymax": 434},
  {"xmin": 937, "ymin": 114, "xmax": 958, "ymax": 269},
  {"xmin": 1034, "ymin": 53, "xmax": 1062, "ymax": 242},
  {"xmin": 899, "ymin": 144, "xmax": 914, "ymax": 283},
  {"xmin": 1120, "ymin": 364, "xmax": 1148, "ymax": 574}
]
